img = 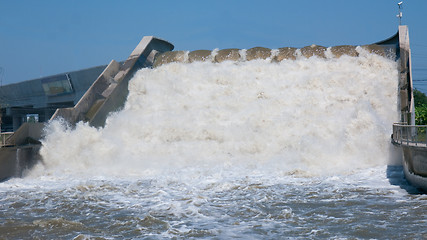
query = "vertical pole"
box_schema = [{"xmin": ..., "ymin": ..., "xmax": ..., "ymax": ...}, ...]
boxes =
[{"xmin": 397, "ymin": 2, "xmax": 403, "ymax": 25}]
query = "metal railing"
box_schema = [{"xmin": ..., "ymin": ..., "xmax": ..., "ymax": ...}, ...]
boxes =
[
  {"xmin": 392, "ymin": 123, "xmax": 427, "ymax": 147},
  {"xmin": 0, "ymin": 132, "xmax": 14, "ymax": 147}
]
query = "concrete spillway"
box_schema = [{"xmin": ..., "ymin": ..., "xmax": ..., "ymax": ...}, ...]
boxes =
[
  {"xmin": 0, "ymin": 26, "xmax": 418, "ymax": 185},
  {"xmin": 0, "ymin": 37, "xmax": 174, "ymax": 181},
  {"xmin": 51, "ymin": 36, "xmax": 174, "ymax": 128},
  {"xmin": 153, "ymin": 44, "xmax": 395, "ymax": 68}
]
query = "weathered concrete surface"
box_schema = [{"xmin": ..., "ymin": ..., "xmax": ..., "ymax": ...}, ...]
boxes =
[
  {"xmin": 398, "ymin": 25, "xmax": 415, "ymax": 125},
  {"xmin": 401, "ymin": 145, "xmax": 427, "ymax": 177},
  {"xmin": 54, "ymin": 36, "xmax": 174, "ymax": 128},
  {"xmin": 300, "ymin": 45, "xmax": 327, "ymax": 58},
  {"xmin": 246, "ymin": 47, "xmax": 271, "ymax": 61},
  {"xmin": 152, "ymin": 41, "xmax": 399, "ymax": 67},
  {"xmin": 330, "ymin": 45, "xmax": 358, "ymax": 57},
  {"xmin": 153, "ymin": 51, "xmax": 187, "ymax": 68},
  {"xmin": 273, "ymin": 47, "xmax": 297, "ymax": 61},
  {"xmin": 403, "ymin": 161, "xmax": 427, "ymax": 193},
  {"xmin": 0, "ymin": 122, "xmax": 44, "ymax": 181},
  {"xmin": 215, "ymin": 49, "xmax": 241, "ymax": 63},
  {"xmin": 401, "ymin": 144, "xmax": 427, "ymax": 192},
  {"xmin": 361, "ymin": 44, "xmax": 391, "ymax": 58},
  {"xmin": 4, "ymin": 122, "xmax": 44, "ymax": 146},
  {"xmin": 51, "ymin": 60, "xmax": 120, "ymax": 124},
  {"xmin": 0, "ymin": 145, "xmax": 42, "ymax": 181},
  {"xmin": 88, "ymin": 36, "xmax": 174, "ymax": 128},
  {"xmin": 0, "ymin": 147, "xmax": 18, "ymax": 181},
  {"xmin": 188, "ymin": 50, "xmax": 212, "ymax": 62}
]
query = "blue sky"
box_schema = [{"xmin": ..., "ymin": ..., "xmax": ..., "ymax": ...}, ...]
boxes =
[{"xmin": 0, "ymin": 0, "xmax": 426, "ymax": 91}]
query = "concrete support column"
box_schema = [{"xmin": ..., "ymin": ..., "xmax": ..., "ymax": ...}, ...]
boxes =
[
  {"xmin": 12, "ymin": 115, "xmax": 21, "ymax": 132},
  {"xmin": 398, "ymin": 25, "xmax": 415, "ymax": 125}
]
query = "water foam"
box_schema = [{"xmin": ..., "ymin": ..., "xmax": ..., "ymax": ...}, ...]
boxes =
[{"xmin": 36, "ymin": 48, "xmax": 398, "ymax": 178}]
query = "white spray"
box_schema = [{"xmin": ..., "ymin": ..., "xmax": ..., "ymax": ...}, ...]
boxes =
[{"xmin": 37, "ymin": 47, "xmax": 398, "ymax": 178}]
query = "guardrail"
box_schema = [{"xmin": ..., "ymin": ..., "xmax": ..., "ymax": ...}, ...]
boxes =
[
  {"xmin": 392, "ymin": 123, "xmax": 427, "ymax": 147},
  {"xmin": 0, "ymin": 132, "xmax": 14, "ymax": 147}
]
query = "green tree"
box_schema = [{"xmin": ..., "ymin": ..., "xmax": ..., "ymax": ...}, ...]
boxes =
[
  {"xmin": 414, "ymin": 89, "xmax": 427, "ymax": 107},
  {"xmin": 414, "ymin": 89, "xmax": 427, "ymax": 125}
]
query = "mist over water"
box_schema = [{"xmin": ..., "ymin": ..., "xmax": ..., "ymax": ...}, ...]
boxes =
[{"xmin": 3, "ymin": 48, "xmax": 426, "ymax": 239}]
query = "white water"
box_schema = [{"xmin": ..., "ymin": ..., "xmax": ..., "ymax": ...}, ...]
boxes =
[
  {"xmin": 36, "ymin": 47, "xmax": 398, "ymax": 178},
  {"xmin": 4, "ymin": 48, "xmax": 426, "ymax": 239}
]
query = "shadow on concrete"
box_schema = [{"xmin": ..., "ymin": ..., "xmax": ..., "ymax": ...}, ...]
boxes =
[{"xmin": 387, "ymin": 165, "xmax": 424, "ymax": 194}]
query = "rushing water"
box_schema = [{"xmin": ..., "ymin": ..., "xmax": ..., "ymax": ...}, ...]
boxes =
[{"xmin": 1, "ymin": 48, "xmax": 426, "ymax": 239}]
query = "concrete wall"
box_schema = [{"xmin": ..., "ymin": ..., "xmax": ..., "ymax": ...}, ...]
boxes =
[
  {"xmin": 52, "ymin": 37, "xmax": 174, "ymax": 128},
  {"xmin": 401, "ymin": 145, "xmax": 427, "ymax": 192},
  {"xmin": 51, "ymin": 60, "xmax": 120, "ymax": 124},
  {"xmin": 0, "ymin": 144, "xmax": 41, "ymax": 181}
]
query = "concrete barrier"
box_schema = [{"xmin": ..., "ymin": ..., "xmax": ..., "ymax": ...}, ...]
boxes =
[
  {"xmin": 153, "ymin": 51, "xmax": 187, "ymax": 68},
  {"xmin": 215, "ymin": 49, "xmax": 241, "ymax": 63},
  {"xmin": 4, "ymin": 122, "xmax": 44, "ymax": 146},
  {"xmin": 52, "ymin": 36, "xmax": 174, "ymax": 128},
  {"xmin": 246, "ymin": 47, "xmax": 271, "ymax": 61},
  {"xmin": 0, "ymin": 122, "xmax": 44, "ymax": 181},
  {"xmin": 152, "ymin": 42, "xmax": 399, "ymax": 68},
  {"xmin": 330, "ymin": 45, "xmax": 358, "ymax": 57},
  {"xmin": 399, "ymin": 144, "xmax": 427, "ymax": 192},
  {"xmin": 300, "ymin": 45, "xmax": 327, "ymax": 58},
  {"xmin": 88, "ymin": 36, "xmax": 174, "ymax": 128},
  {"xmin": 188, "ymin": 50, "xmax": 212, "ymax": 63},
  {"xmin": 51, "ymin": 60, "xmax": 120, "ymax": 124},
  {"xmin": 0, "ymin": 145, "xmax": 42, "ymax": 181},
  {"xmin": 273, "ymin": 47, "xmax": 297, "ymax": 61}
]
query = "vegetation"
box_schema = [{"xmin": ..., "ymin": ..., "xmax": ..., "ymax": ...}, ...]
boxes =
[{"xmin": 414, "ymin": 89, "xmax": 427, "ymax": 125}]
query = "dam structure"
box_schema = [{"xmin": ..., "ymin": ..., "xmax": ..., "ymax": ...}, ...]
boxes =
[
  {"xmin": 3, "ymin": 27, "xmax": 427, "ymax": 239},
  {"xmin": 0, "ymin": 26, "xmax": 424, "ymax": 193},
  {"xmin": 390, "ymin": 26, "xmax": 427, "ymax": 192},
  {"xmin": 153, "ymin": 26, "xmax": 425, "ymax": 192},
  {"xmin": 0, "ymin": 36, "xmax": 174, "ymax": 181}
]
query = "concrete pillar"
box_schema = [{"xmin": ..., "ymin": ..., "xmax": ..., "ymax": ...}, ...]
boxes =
[
  {"xmin": 398, "ymin": 25, "xmax": 414, "ymax": 125},
  {"xmin": 12, "ymin": 114, "xmax": 21, "ymax": 132}
]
